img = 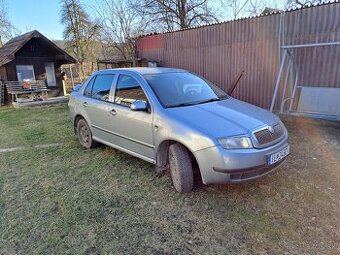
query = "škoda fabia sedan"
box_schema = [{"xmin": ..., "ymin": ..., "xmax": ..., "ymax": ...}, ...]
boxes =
[{"xmin": 69, "ymin": 68, "xmax": 289, "ymax": 193}]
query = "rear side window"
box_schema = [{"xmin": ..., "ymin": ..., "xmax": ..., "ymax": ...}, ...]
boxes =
[
  {"xmin": 84, "ymin": 74, "xmax": 115, "ymax": 101},
  {"xmin": 114, "ymin": 75, "xmax": 148, "ymax": 107},
  {"xmin": 84, "ymin": 77, "xmax": 95, "ymax": 97}
]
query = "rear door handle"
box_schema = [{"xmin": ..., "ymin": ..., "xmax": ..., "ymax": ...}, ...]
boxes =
[
  {"xmin": 110, "ymin": 108, "xmax": 117, "ymax": 116},
  {"xmin": 82, "ymin": 102, "xmax": 88, "ymax": 107}
]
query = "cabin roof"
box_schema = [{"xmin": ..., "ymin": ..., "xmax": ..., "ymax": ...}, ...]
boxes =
[{"xmin": 0, "ymin": 30, "xmax": 76, "ymax": 66}]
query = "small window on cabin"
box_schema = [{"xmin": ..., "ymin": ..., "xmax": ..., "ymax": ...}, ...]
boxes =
[
  {"xmin": 16, "ymin": 65, "xmax": 35, "ymax": 82},
  {"xmin": 89, "ymin": 74, "xmax": 115, "ymax": 101},
  {"xmin": 114, "ymin": 75, "xmax": 148, "ymax": 107}
]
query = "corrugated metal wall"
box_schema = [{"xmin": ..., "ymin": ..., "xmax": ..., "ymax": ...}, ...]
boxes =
[{"xmin": 136, "ymin": 2, "xmax": 340, "ymax": 109}]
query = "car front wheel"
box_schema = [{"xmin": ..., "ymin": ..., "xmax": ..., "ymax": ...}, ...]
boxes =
[
  {"xmin": 169, "ymin": 143, "xmax": 194, "ymax": 193},
  {"xmin": 76, "ymin": 118, "xmax": 97, "ymax": 149}
]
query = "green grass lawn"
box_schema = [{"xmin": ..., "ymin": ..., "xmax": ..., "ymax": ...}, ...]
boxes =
[{"xmin": 0, "ymin": 105, "xmax": 339, "ymax": 254}]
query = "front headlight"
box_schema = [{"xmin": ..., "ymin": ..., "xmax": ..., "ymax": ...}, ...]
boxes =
[{"xmin": 218, "ymin": 136, "xmax": 253, "ymax": 149}]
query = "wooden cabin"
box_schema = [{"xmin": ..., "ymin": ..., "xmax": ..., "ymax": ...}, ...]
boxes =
[{"xmin": 0, "ymin": 30, "xmax": 76, "ymax": 104}]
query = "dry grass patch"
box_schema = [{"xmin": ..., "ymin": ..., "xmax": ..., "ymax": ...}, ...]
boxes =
[{"xmin": 0, "ymin": 105, "xmax": 339, "ymax": 254}]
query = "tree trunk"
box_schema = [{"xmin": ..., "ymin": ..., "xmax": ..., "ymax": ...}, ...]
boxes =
[
  {"xmin": 178, "ymin": 0, "xmax": 187, "ymax": 29},
  {"xmin": 78, "ymin": 61, "xmax": 84, "ymax": 81}
]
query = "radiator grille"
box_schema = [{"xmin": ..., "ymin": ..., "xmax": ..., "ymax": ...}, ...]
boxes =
[{"xmin": 254, "ymin": 124, "xmax": 284, "ymax": 145}]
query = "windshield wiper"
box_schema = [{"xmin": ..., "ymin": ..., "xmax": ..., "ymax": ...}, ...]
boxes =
[
  {"xmin": 219, "ymin": 95, "xmax": 229, "ymax": 99},
  {"xmin": 167, "ymin": 97, "xmax": 222, "ymax": 108},
  {"xmin": 195, "ymin": 98, "xmax": 221, "ymax": 105},
  {"xmin": 167, "ymin": 97, "xmax": 227, "ymax": 108},
  {"xmin": 167, "ymin": 102, "xmax": 198, "ymax": 108}
]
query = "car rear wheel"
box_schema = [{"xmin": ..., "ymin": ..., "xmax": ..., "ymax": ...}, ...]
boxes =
[
  {"xmin": 76, "ymin": 118, "xmax": 97, "ymax": 149},
  {"xmin": 169, "ymin": 143, "xmax": 194, "ymax": 193}
]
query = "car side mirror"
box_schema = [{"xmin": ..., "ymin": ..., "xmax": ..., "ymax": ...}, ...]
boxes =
[{"xmin": 130, "ymin": 100, "xmax": 148, "ymax": 111}]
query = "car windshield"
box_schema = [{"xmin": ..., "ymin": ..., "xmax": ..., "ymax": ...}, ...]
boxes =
[{"xmin": 144, "ymin": 72, "xmax": 228, "ymax": 108}]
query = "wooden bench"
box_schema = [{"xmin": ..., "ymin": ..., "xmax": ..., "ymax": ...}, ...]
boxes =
[{"xmin": 5, "ymin": 80, "xmax": 50, "ymax": 102}]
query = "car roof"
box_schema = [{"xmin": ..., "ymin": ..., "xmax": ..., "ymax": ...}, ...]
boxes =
[{"xmin": 95, "ymin": 67, "xmax": 187, "ymax": 76}]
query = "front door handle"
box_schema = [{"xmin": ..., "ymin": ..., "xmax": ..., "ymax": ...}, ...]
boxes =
[
  {"xmin": 82, "ymin": 102, "xmax": 88, "ymax": 107},
  {"xmin": 110, "ymin": 109, "xmax": 117, "ymax": 116}
]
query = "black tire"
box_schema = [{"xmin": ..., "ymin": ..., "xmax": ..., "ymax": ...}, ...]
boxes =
[
  {"xmin": 76, "ymin": 118, "xmax": 97, "ymax": 149},
  {"xmin": 169, "ymin": 143, "xmax": 194, "ymax": 193}
]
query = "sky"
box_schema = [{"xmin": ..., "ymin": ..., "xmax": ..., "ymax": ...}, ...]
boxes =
[
  {"xmin": 6, "ymin": 0, "xmax": 93, "ymax": 40},
  {"xmin": 5, "ymin": 0, "xmax": 288, "ymax": 41}
]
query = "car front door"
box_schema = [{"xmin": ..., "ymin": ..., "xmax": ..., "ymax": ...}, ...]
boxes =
[{"xmin": 108, "ymin": 73, "xmax": 154, "ymax": 161}]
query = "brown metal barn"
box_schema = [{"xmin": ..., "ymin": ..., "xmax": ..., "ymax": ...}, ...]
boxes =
[{"xmin": 136, "ymin": 2, "xmax": 340, "ymax": 116}]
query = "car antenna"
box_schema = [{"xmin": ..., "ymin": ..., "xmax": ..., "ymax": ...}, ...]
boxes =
[{"xmin": 227, "ymin": 70, "xmax": 245, "ymax": 95}]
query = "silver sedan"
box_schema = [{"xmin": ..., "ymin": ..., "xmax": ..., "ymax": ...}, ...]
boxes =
[{"xmin": 68, "ymin": 68, "xmax": 289, "ymax": 193}]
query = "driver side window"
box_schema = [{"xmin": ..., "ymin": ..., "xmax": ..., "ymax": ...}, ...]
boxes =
[{"xmin": 114, "ymin": 75, "xmax": 148, "ymax": 107}]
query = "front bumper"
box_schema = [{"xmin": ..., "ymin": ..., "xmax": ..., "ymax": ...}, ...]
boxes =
[{"xmin": 193, "ymin": 137, "xmax": 289, "ymax": 184}]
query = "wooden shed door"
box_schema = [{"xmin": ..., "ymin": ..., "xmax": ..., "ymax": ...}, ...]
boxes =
[{"xmin": 45, "ymin": 62, "xmax": 56, "ymax": 87}]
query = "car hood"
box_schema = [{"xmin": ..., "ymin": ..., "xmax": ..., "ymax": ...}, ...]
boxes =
[{"xmin": 166, "ymin": 98, "xmax": 279, "ymax": 138}]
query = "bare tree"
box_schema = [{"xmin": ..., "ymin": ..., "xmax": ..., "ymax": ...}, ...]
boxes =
[
  {"xmin": 60, "ymin": 0, "xmax": 100, "ymax": 78},
  {"xmin": 216, "ymin": 0, "xmax": 251, "ymax": 19},
  {"xmin": 286, "ymin": 0, "xmax": 325, "ymax": 8},
  {"xmin": 229, "ymin": 0, "xmax": 250, "ymax": 18},
  {"xmin": 0, "ymin": 0, "xmax": 16, "ymax": 46},
  {"xmin": 94, "ymin": 0, "xmax": 150, "ymax": 60},
  {"xmin": 216, "ymin": 0, "xmax": 285, "ymax": 19},
  {"xmin": 247, "ymin": 0, "xmax": 267, "ymax": 15},
  {"xmin": 135, "ymin": 0, "xmax": 218, "ymax": 31},
  {"xmin": 246, "ymin": 0, "xmax": 282, "ymax": 16}
]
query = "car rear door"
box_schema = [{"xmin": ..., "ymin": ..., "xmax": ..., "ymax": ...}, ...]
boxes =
[
  {"xmin": 81, "ymin": 73, "xmax": 118, "ymax": 144},
  {"xmin": 107, "ymin": 73, "xmax": 155, "ymax": 161}
]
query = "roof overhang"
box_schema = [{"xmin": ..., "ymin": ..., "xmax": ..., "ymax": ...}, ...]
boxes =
[{"xmin": 0, "ymin": 30, "xmax": 76, "ymax": 66}]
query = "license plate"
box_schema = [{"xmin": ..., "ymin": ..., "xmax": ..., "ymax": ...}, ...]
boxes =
[{"xmin": 267, "ymin": 145, "xmax": 290, "ymax": 165}]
